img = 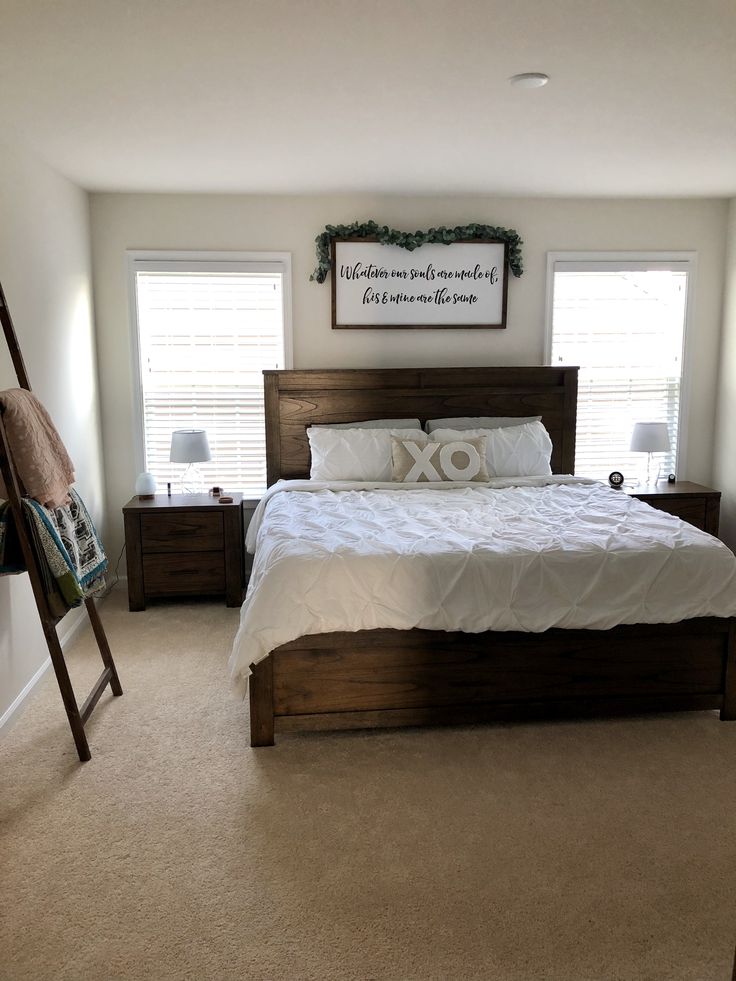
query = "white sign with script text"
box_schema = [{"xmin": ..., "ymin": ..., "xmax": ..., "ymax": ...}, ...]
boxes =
[{"xmin": 333, "ymin": 240, "xmax": 507, "ymax": 328}]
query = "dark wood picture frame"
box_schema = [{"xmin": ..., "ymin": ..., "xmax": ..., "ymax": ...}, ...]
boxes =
[{"xmin": 331, "ymin": 238, "xmax": 509, "ymax": 330}]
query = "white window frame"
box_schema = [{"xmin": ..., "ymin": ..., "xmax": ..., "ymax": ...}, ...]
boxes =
[
  {"xmin": 126, "ymin": 249, "xmax": 293, "ymax": 479},
  {"xmin": 544, "ymin": 251, "xmax": 696, "ymax": 477}
]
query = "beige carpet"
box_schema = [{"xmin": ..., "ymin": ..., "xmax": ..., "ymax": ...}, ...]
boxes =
[{"xmin": 2, "ymin": 588, "xmax": 736, "ymax": 981}]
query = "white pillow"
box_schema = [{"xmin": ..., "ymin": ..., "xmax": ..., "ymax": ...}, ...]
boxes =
[
  {"xmin": 313, "ymin": 418, "xmax": 421, "ymax": 430},
  {"xmin": 430, "ymin": 421, "xmax": 553, "ymax": 478},
  {"xmin": 308, "ymin": 427, "xmax": 424, "ymax": 481},
  {"xmin": 425, "ymin": 415, "xmax": 541, "ymax": 433}
]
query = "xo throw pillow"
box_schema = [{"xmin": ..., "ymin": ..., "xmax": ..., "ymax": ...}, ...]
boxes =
[{"xmin": 391, "ymin": 435, "xmax": 489, "ymax": 482}]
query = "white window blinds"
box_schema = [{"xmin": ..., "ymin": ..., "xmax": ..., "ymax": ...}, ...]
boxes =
[
  {"xmin": 548, "ymin": 261, "xmax": 689, "ymax": 480},
  {"xmin": 131, "ymin": 258, "xmax": 289, "ymax": 495}
]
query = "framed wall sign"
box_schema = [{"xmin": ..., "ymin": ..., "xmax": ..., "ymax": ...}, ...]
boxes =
[{"xmin": 331, "ymin": 238, "xmax": 509, "ymax": 329}]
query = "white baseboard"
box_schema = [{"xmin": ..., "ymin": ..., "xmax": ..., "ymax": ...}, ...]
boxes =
[
  {"xmin": 57, "ymin": 604, "xmax": 90, "ymax": 650},
  {"xmin": 0, "ymin": 603, "xmax": 94, "ymax": 733},
  {"xmin": 0, "ymin": 655, "xmax": 53, "ymax": 731}
]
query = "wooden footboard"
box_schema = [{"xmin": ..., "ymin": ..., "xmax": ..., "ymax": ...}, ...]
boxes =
[{"xmin": 249, "ymin": 618, "xmax": 736, "ymax": 746}]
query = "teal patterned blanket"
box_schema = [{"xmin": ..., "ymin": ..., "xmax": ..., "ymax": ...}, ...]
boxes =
[{"xmin": 0, "ymin": 489, "xmax": 107, "ymax": 616}]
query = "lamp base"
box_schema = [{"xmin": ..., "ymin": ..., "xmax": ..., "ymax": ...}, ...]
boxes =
[
  {"xmin": 645, "ymin": 452, "xmax": 661, "ymax": 486},
  {"xmin": 180, "ymin": 463, "xmax": 204, "ymax": 494}
]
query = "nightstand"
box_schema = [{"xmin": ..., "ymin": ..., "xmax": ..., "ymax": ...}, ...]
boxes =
[
  {"xmin": 122, "ymin": 493, "xmax": 245, "ymax": 611},
  {"xmin": 625, "ymin": 481, "xmax": 720, "ymax": 536}
]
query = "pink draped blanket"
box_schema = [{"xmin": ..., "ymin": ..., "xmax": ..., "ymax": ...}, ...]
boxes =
[{"xmin": 0, "ymin": 389, "xmax": 75, "ymax": 508}]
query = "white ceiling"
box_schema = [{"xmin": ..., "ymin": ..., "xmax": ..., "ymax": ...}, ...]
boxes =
[{"xmin": 1, "ymin": 0, "xmax": 734, "ymax": 196}]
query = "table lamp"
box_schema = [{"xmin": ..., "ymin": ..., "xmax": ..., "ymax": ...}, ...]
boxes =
[
  {"xmin": 630, "ymin": 422, "xmax": 670, "ymax": 486},
  {"xmin": 170, "ymin": 429, "xmax": 211, "ymax": 493}
]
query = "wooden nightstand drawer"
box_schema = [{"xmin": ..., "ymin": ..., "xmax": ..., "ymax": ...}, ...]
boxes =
[
  {"xmin": 143, "ymin": 551, "xmax": 225, "ymax": 595},
  {"xmin": 141, "ymin": 511, "xmax": 223, "ymax": 552},
  {"xmin": 645, "ymin": 498, "xmax": 707, "ymax": 529},
  {"xmin": 627, "ymin": 481, "xmax": 720, "ymax": 537}
]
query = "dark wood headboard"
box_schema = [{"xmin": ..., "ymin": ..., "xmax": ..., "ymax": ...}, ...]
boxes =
[{"xmin": 263, "ymin": 366, "xmax": 578, "ymax": 485}]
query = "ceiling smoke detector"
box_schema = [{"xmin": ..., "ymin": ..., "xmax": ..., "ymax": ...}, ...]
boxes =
[{"xmin": 509, "ymin": 72, "xmax": 549, "ymax": 89}]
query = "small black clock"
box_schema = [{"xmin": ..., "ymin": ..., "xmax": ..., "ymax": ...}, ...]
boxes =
[{"xmin": 608, "ymin": 471, "xmax": 624, "ymax": 489}]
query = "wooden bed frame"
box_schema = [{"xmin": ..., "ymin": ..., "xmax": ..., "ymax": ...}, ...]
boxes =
[{"xmin": 248, "ymin": 365, "xmax": 736, "ymax": 746}]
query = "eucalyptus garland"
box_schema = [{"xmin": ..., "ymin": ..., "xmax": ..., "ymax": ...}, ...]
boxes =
[{"xmin": 310, "ymin": 220, "xmax": 523, "ymax": 283}]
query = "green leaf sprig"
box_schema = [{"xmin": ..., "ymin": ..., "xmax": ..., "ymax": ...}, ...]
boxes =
[{"xmin": 310, "ymin": 220, "xmax": 523, "ymax": 283}]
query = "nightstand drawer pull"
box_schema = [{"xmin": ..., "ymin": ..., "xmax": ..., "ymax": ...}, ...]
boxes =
[{"xmin": 141, "ymin": 512, "xmax": 224, "ymax": 552}]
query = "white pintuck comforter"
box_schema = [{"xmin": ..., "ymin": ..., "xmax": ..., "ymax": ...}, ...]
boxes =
[{"xmin": 228, "ymin": 477, "xmax": 736, "ymax": 688}]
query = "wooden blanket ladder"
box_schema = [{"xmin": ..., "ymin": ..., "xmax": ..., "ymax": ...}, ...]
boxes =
[{"xmin": 0, "ymin": 281, "xmax": 122, "ymax": 761}]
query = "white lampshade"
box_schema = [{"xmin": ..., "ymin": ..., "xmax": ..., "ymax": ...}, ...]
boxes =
[
  {"xmin": 630, "ymin": 422, "xmax": 670, "ymax": 453},
  {"xmin": 169, "ymin": 429, "xmax": 211, "ymax": 464}
]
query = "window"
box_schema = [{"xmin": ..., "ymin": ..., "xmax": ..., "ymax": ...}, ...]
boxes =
[
  {"xmin": 546, "ymin": 254, "xmax": 693, "ymax": 480},
  {"xmin": 129, "ymin": 252, "xmax": 292, "ymax": 495}
]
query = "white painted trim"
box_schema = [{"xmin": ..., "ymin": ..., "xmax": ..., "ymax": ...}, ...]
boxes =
[
  {"xmin": 543, "ymin": 252, "xmax": 557, "ymax": 366},
  {"xmin": 126, "ymin": 249, "xmax": 293, "ymax": 479},
  {"xmin": 676, "ymin": 253, "xmax": 697, "ymax": 479},
  {"xmin": 0, "ymin": 604, "xmax": 90, "ymax": 733},
  {"xmin": 281, "ymin": 253, "xmax": 294, "ymax": 371},
  {"xmin": 0, "ymin": 655, "xmax": 52, "ymax": 731},
  {"xmin": 544, "ymin": 250, "xmax": 696, "ymax": 476},
  {"xmin": 126, "ymin": 252, "xmax": 147, "ymax": 475},
  {"xmin": 57, "ymin": 605, "xmax": 89, "ymax": 649}
]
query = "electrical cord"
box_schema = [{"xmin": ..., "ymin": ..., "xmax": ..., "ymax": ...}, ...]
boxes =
[{"xmin": 101, "ymin": 540, "xmax": 126, "ymax": 597}]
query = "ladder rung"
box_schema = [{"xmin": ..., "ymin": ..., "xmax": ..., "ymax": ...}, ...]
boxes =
[{"xmin": 80, "ymin": 667, "xmax": 113, "ymax": 725}]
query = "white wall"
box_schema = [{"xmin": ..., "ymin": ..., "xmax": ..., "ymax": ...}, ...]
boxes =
[
  {"xmin": 90, "ymin": 193, "xmax": 728, "ymax": 556},
  {"xmin": 713, "ymin": 198, "xmax": 736, "ymax": 549},
  {"xmin": 0, "ymin": 141, "xmax": 105, "ymax": 723}
]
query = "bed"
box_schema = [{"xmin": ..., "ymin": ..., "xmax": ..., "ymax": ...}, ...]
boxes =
[{"xmin": 234, "ymin": 366, "xmax": 736, "ymax": 746}]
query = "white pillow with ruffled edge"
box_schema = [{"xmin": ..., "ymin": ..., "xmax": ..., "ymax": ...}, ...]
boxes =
[
  {"xmin": 430, "ymin": 421, "xmax": 553, "ymax": 477},
  {"xmin": 425, "ymin": 415, "xmax": 541, "ymax": 433},
  {"xmin": 307, "ymin": 427, "xmax": 424, "ymax": 481},
  {"xmin": 312, "ymin": 418, "xmax": 421, "ymax": 430}
]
